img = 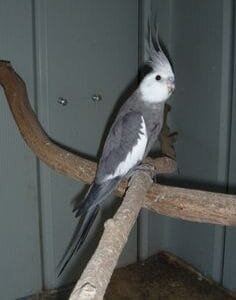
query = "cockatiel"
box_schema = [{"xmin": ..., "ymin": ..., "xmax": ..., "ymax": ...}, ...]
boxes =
[{"xmin": 58, "ymin": 28, "xmax": 175, "ymax": 275}]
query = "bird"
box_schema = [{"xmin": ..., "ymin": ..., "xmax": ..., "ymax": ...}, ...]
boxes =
[{"xmin": 58, "ymin": 27, "xmax": 175, "ymax": 275}]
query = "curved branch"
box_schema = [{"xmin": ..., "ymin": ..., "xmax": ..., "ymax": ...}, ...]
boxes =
[
  {"xmin": 1, "ymin": 61, "xmax": 236, "ymax": 226},
  {"xmin": 0, "ymin": 61, "xmax": 96, "ymax": 183},
  {"xmin": 0, "ymin": 61, "xmax": 175, "ymax": 185}
]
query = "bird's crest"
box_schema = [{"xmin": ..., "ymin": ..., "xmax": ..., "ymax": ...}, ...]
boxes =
[{"xmin": 146, "ymin": 21, "xmax": 173, "ymax": 75}]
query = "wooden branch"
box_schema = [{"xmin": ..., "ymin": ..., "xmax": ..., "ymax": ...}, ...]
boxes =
[
  {"xmin": 145, "ymin": 184, "xmax": 236, "ymax": 226},
  {"xmin": 159, "ymin": 103, "xmax": 177, "ymax": 159},
  {"xmin": 0, "ymin": 61, "xmax": 174, "ymax": 185},
  {"xmin": 0, "ymin": 61, "xmax": 96, "ymax": 184},
  {"xmin": 1, "ymin": 61, "xmax": 236, "ymax": 227},
  {"xmin": 69, "ymin": 170, "xmax": 153, "ymax": 300}
]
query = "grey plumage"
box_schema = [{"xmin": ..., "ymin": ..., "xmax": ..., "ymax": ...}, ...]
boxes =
[
  {"xmin": 97, "ymin": 108, "xmax": 147, "ymax": 181},
  {"xmin": 58, "ymin": 27, "xmax": 175, "ymax": 275}
]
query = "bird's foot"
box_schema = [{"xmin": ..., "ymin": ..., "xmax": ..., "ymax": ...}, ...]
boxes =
[{"xmin": 127, "ymin": 163, "xmax": 156, "ymax": 183}]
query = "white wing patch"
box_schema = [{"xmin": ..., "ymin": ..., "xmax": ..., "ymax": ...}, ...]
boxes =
[{"xmin": 104, "ymin": 116, "xmax": 148, "ymax": 181}]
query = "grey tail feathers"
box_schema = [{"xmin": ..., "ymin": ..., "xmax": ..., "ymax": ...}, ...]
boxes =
[
  {"xmin": 57, "ymin": 205, "xmax": 99, "ymax": 276},
  {"xmin": 73, "ymin": 178, "xmax": 121, "ymax": 218},
  {"xmin": 57, "ymin": 178, "xmax": 120, "ymax": 276}
]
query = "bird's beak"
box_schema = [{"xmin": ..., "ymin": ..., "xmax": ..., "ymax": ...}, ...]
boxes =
[{"xmin": 168, "ymin": 82, "xmax": 175, "ymax": 95}]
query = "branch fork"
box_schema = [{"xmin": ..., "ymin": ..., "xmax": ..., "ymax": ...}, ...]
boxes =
[{"xmin": 0, "ymin": 61, "xmax": 236, "ymax": 299}]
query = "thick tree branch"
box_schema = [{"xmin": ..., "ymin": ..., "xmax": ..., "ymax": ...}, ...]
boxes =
[
  {"xmin": 69, "ymin": 170, "xmax": 153, "ymax": 300},
  {"xmin": 145, "ymin": 184, "xmax": 236, "ymax": 225},
  {"xmin": 0, "ymin": 61, "xmax": 174, "ymax": 185},
  {"xmin": 1, "ymin": 61, "xmax": 236, "ymax": 227},
  {"xmin": 0, "ymin": 61, "xmax": 96, "ymax": 184}
]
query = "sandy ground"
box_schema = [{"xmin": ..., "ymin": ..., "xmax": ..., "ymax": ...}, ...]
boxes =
[
  {"xmin": 31, "ymin": 251, "xmax": 236, "ymax": 299},
  {"xmin": 105, "ymin": 252, "xmax": 236, "ymax": 300}
]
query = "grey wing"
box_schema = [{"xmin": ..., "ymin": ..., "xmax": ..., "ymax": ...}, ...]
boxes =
[
  {"xmin": 144, "ymin": 103, "xmax": 165, "ymax": 156},
  {"xmin": 95, "ymin": 111, "xmax": 148, "ymax": 183},
  {"xmin": 144, "ymin": 120, "xmax": 163, "ymax": 156}
]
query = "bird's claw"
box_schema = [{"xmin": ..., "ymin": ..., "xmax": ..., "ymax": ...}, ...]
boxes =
[{"xmin": 127, "ymin": 163, "xmax": 156, "ymax": 186}]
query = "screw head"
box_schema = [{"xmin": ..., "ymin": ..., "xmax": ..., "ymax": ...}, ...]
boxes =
[
  {"xmin": 58, "ymin": 97, "xmax": 68, "ymax": 106},
  {"xmin": 91, "ymin": 94, "xmax": 102, "ymax": 102}
]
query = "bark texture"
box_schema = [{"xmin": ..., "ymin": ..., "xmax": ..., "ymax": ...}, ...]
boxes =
[
  {"xmin": 69, "ymin": 170, "xmax": 153, "ymax": 300},
  {"xmin": 145, "ymin": 184, "xmax": 236, "ymax": 225}
]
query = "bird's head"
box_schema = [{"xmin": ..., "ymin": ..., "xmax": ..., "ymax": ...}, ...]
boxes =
[{"xmin": 140, "ymin": 29, "xmax": 175, "ymax": 104}]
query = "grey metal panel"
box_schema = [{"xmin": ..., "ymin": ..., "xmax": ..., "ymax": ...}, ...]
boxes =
[
  {"xmin": 0, "ymin": 1, "xmax": 42, "ymax": 299},
  {"xmin": 34, "ymin": 0, "xmax": 139, "ymax": 288},
  {"xmin": 223, "ymin": 228, "xmax": 236, "ymax": 291},
  {"xmin": 146, "ymin": 0, "xmax": 233, "ymax": 283},
  {"xmin": 223, "ymin": 3, "xmax": 236, "ymax": 289}
]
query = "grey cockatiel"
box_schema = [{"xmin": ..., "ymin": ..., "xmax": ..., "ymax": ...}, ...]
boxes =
[{"xmin": 58, "ymin": 30, "xmax": 175, "ymax": 275}]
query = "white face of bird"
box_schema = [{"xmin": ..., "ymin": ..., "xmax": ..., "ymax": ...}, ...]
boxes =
[
  {"xmin": 140, "ymin": 27, "xmax": 175, "ymax": 104},
  {"xmin": 140, "ymin": 57, "xmax": 175, "ymax": 104}
]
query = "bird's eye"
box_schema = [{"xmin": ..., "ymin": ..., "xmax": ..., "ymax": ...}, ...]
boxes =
[{"xmin": 155, "ymin": 75, "xmax": 161, "ymax": 81}]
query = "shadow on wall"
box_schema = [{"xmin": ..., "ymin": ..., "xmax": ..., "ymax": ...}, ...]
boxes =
[{"xmin": 157, "ymin": 172, "xmax": 231, "ymax": 194}]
